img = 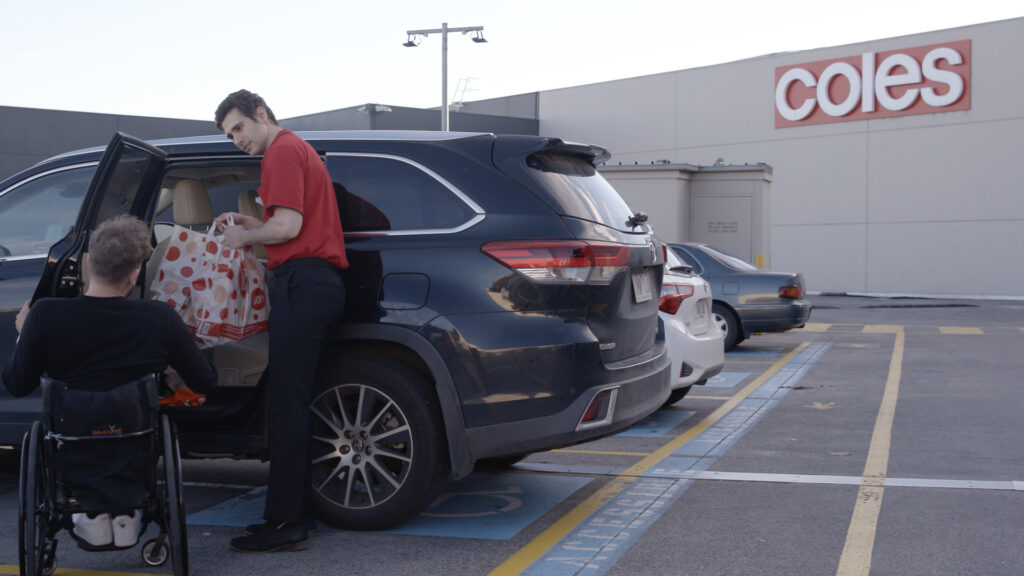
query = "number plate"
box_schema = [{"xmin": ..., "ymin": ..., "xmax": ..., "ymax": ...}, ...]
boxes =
[
  {"xmin": 692, "ymin": 298, "xmax": 710, "ymax": 334},
  {"xmin": 631, "ymin": 270, "xmax": 653, "ymax": 303}
]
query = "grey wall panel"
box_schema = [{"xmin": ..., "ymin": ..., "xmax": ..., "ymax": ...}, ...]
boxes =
[{"xmin": 0, "ymin": 106, "xmax": 212, "ymax": 181}]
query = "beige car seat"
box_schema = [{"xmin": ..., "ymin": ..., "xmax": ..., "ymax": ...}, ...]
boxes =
[{"xmin": 145, "ymin": 179, "xmax": 214, "ymax": 287}]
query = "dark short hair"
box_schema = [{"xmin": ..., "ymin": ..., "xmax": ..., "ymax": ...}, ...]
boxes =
[
  {"xmin": 88, "ymin": 215, "xmax": 153, "ymax": 284},
  {"xmin": 215, "ymin": 89, "xmax": 278, "ymax": 131}
]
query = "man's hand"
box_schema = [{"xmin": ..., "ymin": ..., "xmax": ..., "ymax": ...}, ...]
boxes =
[
  {"xmin": 214, "ymin": 212, "xmax": 261, "ymax": 231},
  {"xmin": 220, "ymin": 225, "xmax": 249, "ymax": 250},
  {"xmin": 15, "ymin": 300, "xmax": 29, "ymax": 334}
]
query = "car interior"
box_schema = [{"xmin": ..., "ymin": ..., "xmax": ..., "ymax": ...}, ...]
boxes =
[{"xmin": 142, "ymin": 165, "xmax": 269, "ymax": 429}]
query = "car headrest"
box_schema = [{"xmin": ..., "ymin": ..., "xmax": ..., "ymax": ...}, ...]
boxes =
[
  {"xmin": 172, "ymin": 179, "xmax": 213, "ymax": 226},
  {"xmin": 237, "ymin": 189, "xmax": 264, "ymax": 221}
]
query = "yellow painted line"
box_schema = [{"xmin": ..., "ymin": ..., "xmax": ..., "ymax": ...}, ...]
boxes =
[
  {"xmin": 836, "ymin": 328, "xmax": 904, "ymax": 576},
  {"xmin": 551, "ymin": 448, "xmax": 652, "ymax": 457},
  {"xmin": 797, "ymin": 322, "xmax": 832, "ymax": 332},
  {"xmin": 862, "ymin": 324, "xmax": 902, "ymax": 333},
  {"xmin": 938, "ymin": 326, "xmax": 984, "ymax": 335},
  {"xmin": 0, "ymin": 566, "xmax": 154, "ymax": 576},
  {"xmin": 726, "ymin": 360, "xmax": 777, "ymax": 365},
  {"xmin": 488, "ymin": 342, "xmax": 811, "ymax": 576}
]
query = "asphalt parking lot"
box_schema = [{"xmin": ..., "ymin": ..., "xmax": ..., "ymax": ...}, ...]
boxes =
[{"xmin": 1, "ymin": 294, "xmax": 1022, "ymax": 576}]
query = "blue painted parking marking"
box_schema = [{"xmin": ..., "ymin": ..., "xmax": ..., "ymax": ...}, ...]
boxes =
[
  {"xmin": 705, "ymin": 371, "xmax": 751, "ymax": 387},
  {"xmin": 189, "ymin": 471, "xmax": 591, "ymax": 540},
  {"xmin": 523, "ymin": 477, "xmax": 691, "ymax": 576},
  {"xmin": 616, "ymin": 410, "xmax": 695, "ymax": 437},
  {"xmin": 393, "ymin": 472, "xmax": 591, "ymax": 539},
  {"xmin": 187, "ymin": 486, "xmax": 268, "ymax": 528},
  {"xmin": 522, "ymin": 342, "xmax": 832, "ymax": 575}
]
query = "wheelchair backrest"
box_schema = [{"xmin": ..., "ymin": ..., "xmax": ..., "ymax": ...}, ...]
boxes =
[{"xmin": 42, "ymin": 374, "xmax": 160, "ymax": 441}]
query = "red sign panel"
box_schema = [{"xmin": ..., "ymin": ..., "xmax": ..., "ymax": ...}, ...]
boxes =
[{"xmin": 775, "ymin": 40, "xmax": 971, "ymax": 128}]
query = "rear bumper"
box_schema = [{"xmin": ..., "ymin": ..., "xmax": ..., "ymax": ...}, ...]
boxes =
[
  {"xmin": 663, "ymin": 313, "xmax": 726, "ymax": 389},
  {"xmin": 460, "ymin": 344, "xmax": 671, "ymax": 459},
  {"xmin": 738, "ymin": 300, "xmax": 813, "ymax": 334}
]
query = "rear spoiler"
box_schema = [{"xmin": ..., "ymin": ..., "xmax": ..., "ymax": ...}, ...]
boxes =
[{"xmin": 492, "ymin": 135, "xmax": 610, "ymax": 166}]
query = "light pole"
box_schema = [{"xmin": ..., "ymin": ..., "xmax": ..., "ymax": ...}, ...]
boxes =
[{"xmin": 404, "ymin": 22, "xmax": 487, "ymax": 131}]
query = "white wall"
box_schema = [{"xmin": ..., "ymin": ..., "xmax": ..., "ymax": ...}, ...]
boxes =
[{"xmin": 539, "ymin": 17, "xmax": 1024, "ymax": 299}]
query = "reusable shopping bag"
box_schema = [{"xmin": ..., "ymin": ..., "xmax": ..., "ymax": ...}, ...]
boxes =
[{"xmin": 150, "ymin": 225, "xmax": 269, "ymax": 348}]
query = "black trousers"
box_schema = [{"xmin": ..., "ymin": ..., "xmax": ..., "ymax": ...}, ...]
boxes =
[{"xmin": 262, "ymin": 258, "xmax": 346, "ymax": 525}]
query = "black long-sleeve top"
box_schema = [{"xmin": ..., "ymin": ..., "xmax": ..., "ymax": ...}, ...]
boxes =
[
  {"xmin": 1, "ymin": 295, "xmax": 217, "ymax": 512},
  {"xmin": 2, "ymin": 295, "xmax": 217, "ymax": 397}
]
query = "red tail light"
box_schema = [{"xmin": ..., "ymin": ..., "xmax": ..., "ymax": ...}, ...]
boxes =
[
  {"xmin": 482, "ymin": 241, "xmax": 630, "ymax": 284},
  {"xmin": 779, "ymin": 285, "xmax": 804, "ymax": 299},
  {"xmin": 659, "ymin": 282, "xmax": 694, "ymax": 314},
  {"xmin": 576, "ymin": 387, "xmax": 619, "ymax": 431}
]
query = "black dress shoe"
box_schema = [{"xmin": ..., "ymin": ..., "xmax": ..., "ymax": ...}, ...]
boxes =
[
  {"xmin": 244, "ymin": 520, "xmax": 317, "ymax": 536},
  {"xmin": 229, "ymin": 522, "xmax": 309, "ymax": 553}
]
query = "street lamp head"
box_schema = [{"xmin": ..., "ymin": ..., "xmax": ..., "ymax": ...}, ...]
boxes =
[
  {"xmin": 471, "ymin": 31, "xmax": 487, "ymax": 43},
  {"xmin": 403, "ymin": 34, "xmax": 419, "ymax": 47}
]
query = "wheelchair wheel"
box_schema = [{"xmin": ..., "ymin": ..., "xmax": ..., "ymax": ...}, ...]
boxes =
[
  {"xmin": 141, "ymin": 537, "xmax": 169, "ymax": 566},
  {"xmin": 19, "ymin": 421, "xmax": 55, "ymax": 576},
  {"xmin": 161, "ymin": 415, "xmax": 189, "ymax": 576}
]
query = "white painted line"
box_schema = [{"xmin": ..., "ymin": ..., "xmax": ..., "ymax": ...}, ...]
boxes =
[
  {"xmin": 884, "ymin": 478, "xmax": 1016, "ymax": 491},
  {"xmin": 691, "ymin": 471, "xmax": 863, "ymax": 485},
  {"xmin": 524, "ymin": 466, "xmax": 1024, "ymax": 493}
]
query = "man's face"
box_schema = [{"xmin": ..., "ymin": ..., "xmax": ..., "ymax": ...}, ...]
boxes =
[{"xmin": 221, "ymin": 107, "xmax": 274, "ymax": 156}]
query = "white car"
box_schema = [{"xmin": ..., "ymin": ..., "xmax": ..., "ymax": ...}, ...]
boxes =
[{"xmin": 659, "ymin": 247, "xmax": 726, "ymax": 406}]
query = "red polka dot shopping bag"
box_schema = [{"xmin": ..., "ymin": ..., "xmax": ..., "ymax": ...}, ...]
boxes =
[{"xmin": 150, "ymin": 226, "xmax": 269, "ymax": 348}]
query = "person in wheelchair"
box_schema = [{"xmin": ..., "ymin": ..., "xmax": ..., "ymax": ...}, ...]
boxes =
[{"xmin": 2, "ymin": 214, "xmax": 217, "ymax": 550}]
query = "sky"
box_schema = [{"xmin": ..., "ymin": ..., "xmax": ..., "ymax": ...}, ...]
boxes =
[{"xmin": 1, "ymin": 0, "xmax": 1021, "ymax": 122}]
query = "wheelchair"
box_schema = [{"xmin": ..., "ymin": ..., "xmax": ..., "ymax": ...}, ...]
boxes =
[{"xmin": 18, "ymin": 373, "xmax": 189, "ymax": 576}]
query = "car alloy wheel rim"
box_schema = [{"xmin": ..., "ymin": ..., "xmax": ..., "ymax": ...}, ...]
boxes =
[
  {"xmin": 309, "ymin": 383, "xmax": 414, "ymax": 510},
  {"xmin": 713, "ymin": 312, "xmax": 729, "ymax": 335}
]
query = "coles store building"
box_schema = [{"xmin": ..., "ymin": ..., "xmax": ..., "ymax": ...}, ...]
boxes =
[{"xmin": 539, "ymin": 17, "xmax": 1023, "ymax": 299}]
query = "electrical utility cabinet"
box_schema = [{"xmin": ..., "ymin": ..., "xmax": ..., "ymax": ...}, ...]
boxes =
[{"xmin": 601, "ymin": 163, "xmax": 773, "ymax": 268}]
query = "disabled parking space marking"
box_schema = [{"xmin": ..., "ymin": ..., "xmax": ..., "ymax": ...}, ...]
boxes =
[
  {"xmin": 491, "ymin": 341, "xmax": 831, "ymax": 576},
  {"xmin": 391, "ymin": 473, "xmax": 591, "ymax": 539},
  {"xmin": 615, "ymin": 410, "xmax": 695, "ymax": 437},
  {"xmin": 704, "ymin": 371, "xmax": 751, "ymax": 388},
  {"xmin": 188, "ymin": 471, "xmax": 591, "ymax": 540}
]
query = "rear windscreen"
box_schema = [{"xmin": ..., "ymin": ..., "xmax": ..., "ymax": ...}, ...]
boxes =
[{"xmin": 526, "ymin": 153, "xmax": 635, "ymax": 232}]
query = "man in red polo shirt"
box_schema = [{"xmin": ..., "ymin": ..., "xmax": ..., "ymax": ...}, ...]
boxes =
[{"xmin": 213, "ymin": 89, "xmax": 347, "ymax": 553}]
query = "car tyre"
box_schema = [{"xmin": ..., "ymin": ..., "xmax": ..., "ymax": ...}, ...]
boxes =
[
  {"xmin": 475, "ymin": 453, "xmax": 530, "ymax": 469},
  {"xmin": 712, "ymin": 303, "xmax": 742, "ymax": 351},
  {"xmin": 310, "ymin": 357, "xmax": 449, "ymax": 530},
  {"xmin": 663, "ymin": 385, "xmax": 692, "ymax": 407}
]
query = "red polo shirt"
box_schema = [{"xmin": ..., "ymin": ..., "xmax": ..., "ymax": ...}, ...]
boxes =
[{"xmin": 258, "ymin": 129, "xmax": 348, "ymax": 270}]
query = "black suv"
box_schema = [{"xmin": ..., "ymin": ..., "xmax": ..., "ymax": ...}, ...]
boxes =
[{"xmin": 0, "ymin": 131, "xmax": 670, "ymax": 529}]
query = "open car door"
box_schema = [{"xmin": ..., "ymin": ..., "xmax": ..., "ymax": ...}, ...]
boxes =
[
  {"xmin": 33, "ymin": 132, "xmax": 167, "ymax": 302},
  {"xmin": 0, "ymin": 133, "xmax": 166, "ymax": 445}
]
